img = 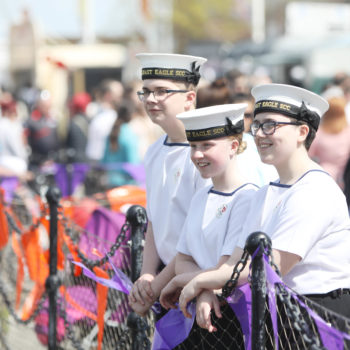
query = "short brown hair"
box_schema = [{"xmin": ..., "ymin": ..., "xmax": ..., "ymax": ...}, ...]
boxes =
[
  {"xmin": 303, "ymin": 123, "xmax": 317, "ymax": 150},
  {"xmin": 287, "ymin": 117, "xmax": 316, "ymax": 151}
]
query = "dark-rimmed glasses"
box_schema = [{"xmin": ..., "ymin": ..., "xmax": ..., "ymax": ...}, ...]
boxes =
[
  {"xmin": 251, "ymin": 120, "xmax": 301, "ymax": 136},
  {"xmin": 137, "ymin": 88, "xmax": 189, "ymax": 102}
]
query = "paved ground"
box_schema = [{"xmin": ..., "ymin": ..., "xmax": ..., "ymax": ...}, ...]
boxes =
[{"xmin": 3, "ymin": 316, "xmax": 46, "ymax": 350}]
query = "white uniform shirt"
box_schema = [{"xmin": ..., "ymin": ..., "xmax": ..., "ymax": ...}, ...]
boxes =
[
  {"xmin": 144, "ymin": 136, "xmax": 210, "ymax": 265},
  {"xmin": 86, "ymin": 108, "xmax": 117, "ymax": 161},
  {"xmin": 177, "ymin": 183, "xmax": 259, "ymax": 270},
  {"xmin": 0, "ymin": 117, "xmax": 28, "ymax": 173},
  {"xmin": 238, "ymin": 170, "xmax": 350, "ymax": 294}
]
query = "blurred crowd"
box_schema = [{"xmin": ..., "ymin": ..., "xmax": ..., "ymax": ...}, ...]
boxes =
[
  {"xmin": 1, "ymin": 69, "xmax": 350, "ymax": 203},
  {"xmin": 0, "ymin": 78, "xmax": 164, "ymax": 189}
]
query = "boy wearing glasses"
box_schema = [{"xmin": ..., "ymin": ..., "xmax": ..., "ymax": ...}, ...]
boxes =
[{"xmin": 129, "ymin": 53, "xmax": 209, "ymax": 315}]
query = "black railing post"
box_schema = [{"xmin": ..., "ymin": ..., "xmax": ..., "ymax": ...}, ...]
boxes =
[
  {"xmin": 126, "ymin": 205, "xmax": 149, "ymax": 350},
  {"xmin": 66, "ymin": 163, "xmax": 74, "ymax": 197},
  {"xmin": 127, "ymin": 205, "xmax": 147, "ymax": 282},
  {"xmin": 245, "ymin": 231, "xmax": 272, "ymax": 350},
  {"xmin": 45, "ymin": 187, "xmax": 61, "ymax": 350}
]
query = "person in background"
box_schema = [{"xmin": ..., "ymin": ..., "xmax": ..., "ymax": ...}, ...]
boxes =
[
  {"xmin": 101, "ymin": 102, "xmax": 140, "ymax": 188},
  {"xmin": 231, "ymin": 93, "xmax": 254, "ymax": 133},
  {"xmin": 339, "ymin": 75, "xmax": 350, "ymax": 124},
  {"xmin": 125, "ymin": 80, "xmax": 164, "ymax": 160},
  {"xmin": 225, "ymin": 69, "xmax": 250, "ymax": 100},
  {"xmin": 85, "ymin": 79, "xmax": 124, "ymax": 162},
  {"xmin": 196, "ymin": 78, "xmax": 230, "ymax": 108},
  {"xmin": 309, "ymin": 96, "xmax": 350, "ymax": 189},
  {"xmin": 24, "ymin": 90, "xmax": 59, "ymax": 169},
  {"xmin": 65, "ymin": 92, "xmax": 91, "ymax": 162},
  {"xmin": 16, "ymin": 81, "xmax": 40, "ymax": 115},
  {"xmin": 0, "ymin": 92, "xmax": 29, "ymax": 178}
]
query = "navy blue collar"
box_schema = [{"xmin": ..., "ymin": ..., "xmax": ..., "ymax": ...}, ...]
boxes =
[
  {"xmin": 209, "ymin": 183, "xmax": 259, "ymax": 196},
  {"xmin": 269, "ymin": 169, "xmax": 330, "ymax": 188}
]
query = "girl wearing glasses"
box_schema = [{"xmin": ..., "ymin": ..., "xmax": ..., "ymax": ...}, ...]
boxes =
[{"xmin": 176, "ymin": 83, "xmax": 350, "ymax": 330}]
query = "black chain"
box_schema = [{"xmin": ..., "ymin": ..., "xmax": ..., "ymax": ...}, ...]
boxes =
[
  {"xmin": 58, "ymin": 207, "xmax": 131, "ymax": 269},
  {"xmin": 58, "ymin": 287, "xmax": 136, "ymax": 350},
  {"xmin": 135, "ymin": 316, "xmax": 152, "ymax": 350},
  {"xmin": 5, "ymin": 208, "xmax": 45, "ymax": 235},
  {"xmin": 267, "ymin": 249, "xmax": 281, "ymax": 277},
  {"xmin": 77, "ymin": 222, "xmax": 130, "ymax": 268},
  {"xmin": 0, "ymin": 278, "xmax": 47, "ymax": 325},
  {"xmin": 264, "ymin": 248, "xmax": 326, "ymax": 350},
  {"xmin": 221, "ymin": 249, "xmax": 250, "ymax": 298},
  {"xmin": 57, "ymin": 295, "xmax": 85, "ymax": 350},
  {"xmin": 275, "ymin": 284, "xmax": 326, "ymax": 350},
  {"xmin": 113, "ymin": 328, "xmax": 132, "ymax": 350},
  {"xmin": 5, "ymin": 211, "xmax": 22, "ymax": 234}
]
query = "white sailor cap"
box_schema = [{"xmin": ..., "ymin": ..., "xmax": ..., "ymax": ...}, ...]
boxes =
[
  {"xmin": 177, "ymin": 103, "xmax": 247, "ymax": 142},
  {"xmin": 135, "ymin": 53, "xmax": 207, "ymax": 86},
  {"xmin": 252, "ymin": 83, "xmax": 329, "ymax": 130}
]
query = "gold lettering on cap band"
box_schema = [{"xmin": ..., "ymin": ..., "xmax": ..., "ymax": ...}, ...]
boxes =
[
  {"xmin": 254, "ymin": 99, "xmax": 321, "ymax": 130},
  {"xmin": 142, "ymin": 67, "xmax": 190, "ymax": 80},
  {"xmin": 254, "ymin": 100, "xmax": 300, "ymax": 117},
  {"xmin": 185, "ymin": 125, "xmax": 242, "ymax": 141},
  {"xmin": 254, "ymin": 100, "xmax": 292, "ymax": 111}
]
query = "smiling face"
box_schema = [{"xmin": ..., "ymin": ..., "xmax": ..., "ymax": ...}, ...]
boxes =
[
  {"xmin": 253, "ymin": 112, "xmax": 308, "ymax": 167},
  {"xmin": 190, "ymin": 137, "xmax": 238, "ymax": 181},
  {"xmin": 141, "ymin": 79, "xmax": 196, "ymax": 129}
]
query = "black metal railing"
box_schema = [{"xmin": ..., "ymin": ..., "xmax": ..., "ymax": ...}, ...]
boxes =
[{"xmin": 1, "ymin": 183, "xmax": 350, "ymax": 349}]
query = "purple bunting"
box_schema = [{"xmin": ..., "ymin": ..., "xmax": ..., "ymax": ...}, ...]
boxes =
[
  {"xmin": 264, "ymin": 257, "xmax": 350, "ymax": 349},
  {"xmin": 72, "ymin": 251, "xmax": 350, "ymax": 350},
  {"xmin": 296, "ymin": 294, "xmax": 350, "ymax": 350},
  {"xmin": 54, "ymin": 163, "xmax": 90, "ymax": 197},
  {"xmin": 152, "ymin": 303, "xmax": 196, "ymax": 350},
  {"xmin": 71, "ymin": 260, "xmax": 132, "ymax": 294},
  {"xmin": 122, "ymin": 163, "xmax": 146, "ymax": 187},
  {"xmin": 264, "ymin": 255, "xmax": 279, "ymax": 350},
  {"xmin": 107, "ymin": 254, "xmax": 133, "ymax": 293},
  {"xmin": 227, "ymin": 283, "xmax": 252, "ymax": 350},
  {"xmin": 0, "ymin": 176, "xmax": 19, "ymax": 203}
]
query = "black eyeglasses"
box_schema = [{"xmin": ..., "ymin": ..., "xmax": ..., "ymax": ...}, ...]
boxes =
[
  {"xmin": 251, "ymin": 120, "xmax": 301, "ymax": 136},
  {"xmin": 137, "ymin": 88, "xmax": 189, "ymax": 102}
]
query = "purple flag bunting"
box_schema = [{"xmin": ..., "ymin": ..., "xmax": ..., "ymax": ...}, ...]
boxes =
[
  {"xmin": 227, "ymin": 283, "xmax": 252, "ymax": 350},
  {"xmin": 152, "ymin": 303, "xmax": 196, "ymax": 350},
  {"xmin": 264, "ymin": 256, "xmax": 350, "ymax": 350},
  {"xmin": 71, "ymin": 250, "xmax": 350, "ymax": 350},
  {"xmin": 71, "ymin": 260, "xmax": 132, "ymax": 294}
]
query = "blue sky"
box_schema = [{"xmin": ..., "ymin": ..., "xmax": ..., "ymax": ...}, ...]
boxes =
[{"xmin": 0, "ymin": 0, "xmax": 142, "ymax": 41}]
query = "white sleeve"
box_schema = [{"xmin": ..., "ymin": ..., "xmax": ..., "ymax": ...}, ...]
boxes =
[
  {"xmin": 176, "ymin": 215, "xmax": 191, "ymax": 255},
  {"xmin": 143, "ymin": 139, "xmax": 159, "ymax": 222},
  {"xmin": 221, "ymin": 188, "xmax": 257, "ymax": 256},
  {"xmin": 236, "ymin": 187, "xmax": 268, "ymax": 249}
]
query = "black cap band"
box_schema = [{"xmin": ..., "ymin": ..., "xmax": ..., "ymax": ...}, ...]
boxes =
[
  {"xmin": 141, "ymin": 61, "xmax": 201, "ymax": 86},
  {"xmin": 254, "ymin": 99, "xmax": 321, "ymax": 130},
  {"xmin": 186, "ymin": 119, "xmax": 244, "ymax": 141}
]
